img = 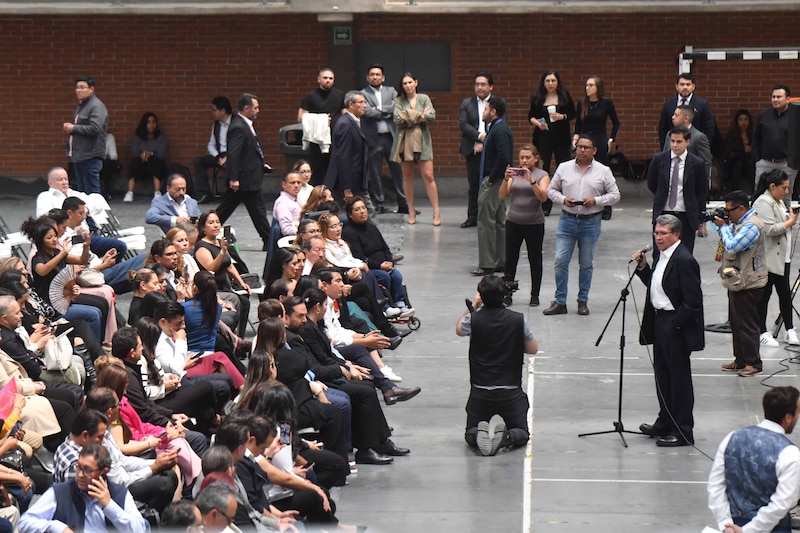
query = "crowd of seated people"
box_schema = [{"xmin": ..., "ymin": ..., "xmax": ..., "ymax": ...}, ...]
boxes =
[{"xmin": 0, "ymin": 155, "xmax": 416, "ymax": 530}]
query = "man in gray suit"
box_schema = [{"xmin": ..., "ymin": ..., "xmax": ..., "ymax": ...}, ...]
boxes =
[
  {"xmin": 361, "ymin": 64, "xmax": 409, "ymax": 214},
  {"xmin": 663, "ymin": 105, "xmax": 711, "ymax": 177}
]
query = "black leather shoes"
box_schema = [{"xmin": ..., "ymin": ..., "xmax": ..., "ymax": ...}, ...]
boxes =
[
  {"xmin": 354, "ymin": 448, "xmax": 393, "ymax": 465},
  {"xmin": 374, "ymin": 438, "xmax": 410, "ymax": 456},
  {"xmin": 386, "ymin": 336, "xmax": 402, "ymax": 350},
  {"xmin": 471, "ymin": 268, "xmax": 494, "ymax": 276},
  {"xmin": 397, "ymin": 206, "xmax": 421, "ymax": 215},
  {"xmin": 461, "ymin": 219, "xmax": 477, "ymax": 228},
  {"xmin": 638, "ymin": 423, "xmax": 669, "ymax": 438},
  {"xmin": 656, "ymin": 435, "xmax": 693, "ymax": 447},
  {"xmin": 375, "ymin": 205, "xmax": 387, "ymax": 214},
  {"xmin": 383, "ymin": 386, "xmax": 421, "ymax": 405}
]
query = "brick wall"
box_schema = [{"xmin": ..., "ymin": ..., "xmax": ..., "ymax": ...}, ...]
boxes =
[{"xmin": 0, "ymin": 12, "xmax": 797, "ymax": 181}]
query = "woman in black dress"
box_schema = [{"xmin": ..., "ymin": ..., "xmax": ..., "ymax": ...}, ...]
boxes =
[{"xmin": 573, "ymin": 75, "xmax": 620, "ymax": 165}]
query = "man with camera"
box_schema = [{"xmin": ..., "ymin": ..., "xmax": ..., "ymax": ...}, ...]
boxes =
[
  {"xmin": 648, "ymin": 125, "xmax": 707, "ymax": 254},
  {"xmin": 633, "ymin": 214, "xmax": 704, "ymax": 447},
  {"xmin": 714, "ymin": 191, "xmax": 768, "ymax": 377},
  {"xmin": 456, "ymin": 276, "xmax": 538, "ymax": 456}
]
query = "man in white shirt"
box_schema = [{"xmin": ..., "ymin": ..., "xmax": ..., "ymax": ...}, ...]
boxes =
[
  {"xmin": 193, "ymin": 96, "xmax": 232, "ymax": 204},
  {"xmin": 708, "ymin": 386, "xmax": 800, "ymax": 532}
]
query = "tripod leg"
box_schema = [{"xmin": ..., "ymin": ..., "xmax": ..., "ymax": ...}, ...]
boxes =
[{"xmin": 773, "ymin": 269, "xmax": 800, "ymax": 338}]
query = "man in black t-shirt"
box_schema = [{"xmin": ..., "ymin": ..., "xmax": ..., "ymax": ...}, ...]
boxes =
[{"xmin": 298, "ymin": 68, "xmax": 346, "ymax": 183}]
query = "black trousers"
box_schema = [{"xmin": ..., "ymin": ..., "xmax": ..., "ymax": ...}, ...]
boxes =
[
  {"xmin": 336, "ymin": 344, "xmax": 393, "ymax": 394},
  {"xmin": 273, "ymin": 487, "xmax": 337, "ymax": 524},
  {"xmin": 155, "ymin": 380, "xmax": 217, "ymax": 434},
  {"xmin": 296, "ymin": 399, "xmax": 348, "ymax": 462},
  {"xmin": 465, "ymin": 152, "xmax": 481, "ymax": 222},
  {"xmin": 332, "ymin": 380, "xmax": 390, "ymax": 451},
  {"xmin": 757, "ymin": 264, "xmax": 794, "ymax": 332},
  {"xmin": 730, "ymin": 287, "xmax": 764, "ymax": 369},
  {"xmin": 42, "ymin": 396, "xmax": 76, "ymax": 452},
  {"xmin": 129, "ymin": 470, "xmax": 179, "ymax": 513},
  {"xmin": 215, "ymin": 187, "xmax": 271, "ymax": 246},
  {"xmin": 504, "ymin": 221, "xmax": 544, "ymax": 299},
  {"xmin": 192, "ymin": 154, "xmax": 217, "ymax": 195},
  {"xmin": 649, "ymin": 311, "xmax": 694, "ymax": 441},
  {"xmin": 298, "ymin": 447, "xmax": 347, "ymax": 489},
  {"xmin": 74, "ymin": 293, "xmax": 109, "ymax": 339},
  {"xmin": 464, "ymin": 387, "xmax": 529, "ymax": 449},
  {"xmin": 367, "ymin": 133, "xmax": 406, "ymax": 208}
]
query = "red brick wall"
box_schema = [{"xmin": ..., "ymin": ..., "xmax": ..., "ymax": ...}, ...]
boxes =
[{"xmin": 0, "ymin": 12, "xmax": 797, "ymax": 180}]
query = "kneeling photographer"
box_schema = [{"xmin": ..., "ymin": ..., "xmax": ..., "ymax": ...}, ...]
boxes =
[{"xmin": 714, "ymin": 190, "xmax": 768, "ymax": 377}]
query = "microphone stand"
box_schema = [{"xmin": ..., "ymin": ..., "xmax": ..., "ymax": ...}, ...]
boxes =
[{"xmin": 578, "ymin": 263, "xmax": 643, "ymax": 447}]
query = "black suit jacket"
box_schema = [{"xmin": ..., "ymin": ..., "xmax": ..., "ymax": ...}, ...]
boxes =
[
  {"xmin": 225, "ymin": 114, "xmax": 264, "ymax": 191},
  {"xmin": 458, "ymin": 95, "xmax": 484, "ymax": 157},
  {"xmin": 481, "ymin": 118, "xmax": 514, "ymax": 183},
  {"xmin": 647, "ymin": 150, "xmax": 708, "ymax": 229},
  {"xmin": 657, "ymin": 94, "xmax": 715, "ymax": 146},
  {"xmin": 635, "ymin": 244, "xmax": 705, "ymax": 351},
  {"xmin": 324, "ymin": 114, "xmax": 368, "ymax": 194},
  {"xmin": 287, "ymin": 328, "xmax": 344, "ymax": 384}
]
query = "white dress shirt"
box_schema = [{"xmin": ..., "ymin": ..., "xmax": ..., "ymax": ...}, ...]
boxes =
[
  {"xmin": 650, "ymin": 240, "xmax": 680, "ymax": 311},
  {"xmin": 708, "ymin": 419, "xmax": 800, "ymax": 532},
  {"xmin": 323, "ymin": 297, "xmax": 356, "ymax": 347},
  {"xmin": 666, "ymin": 150, "xmax": 688, "ymax": 213},
  {"xmin": 207, "ymin": 116, "xmax": 230, "ymax": 157}
]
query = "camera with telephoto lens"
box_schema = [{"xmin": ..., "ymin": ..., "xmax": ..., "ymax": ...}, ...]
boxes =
[{"xmin": 702, "ymin": 206, "xmax": 728, "ymax": 223}]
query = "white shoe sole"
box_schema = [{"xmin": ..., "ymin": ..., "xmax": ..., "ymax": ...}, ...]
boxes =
[{"xmin": 476, "ymin": 421, "xmax": 492, "ymax": 456}]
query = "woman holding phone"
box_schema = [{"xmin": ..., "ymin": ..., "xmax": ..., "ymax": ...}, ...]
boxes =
[{"xmin": 499, "ymin": 144, "xmax": 550, "ymax": 307}]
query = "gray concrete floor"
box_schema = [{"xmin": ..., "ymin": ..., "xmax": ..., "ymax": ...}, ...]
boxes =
[{"xmin": 3, "ymin": 189, "xmax": 799, "ymax": 532}]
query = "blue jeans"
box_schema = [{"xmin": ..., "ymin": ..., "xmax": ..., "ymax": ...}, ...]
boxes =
[
  {"xmin": 72, "ymin": 158, "xmax": 103, "ymax": 194},
  {"xmin": 64, "ymin": 304, "xmax": 103, "ymax": 344},
  {"xmin": 553, "ymin": 212, "xmax": 602, "ymax": 304},
  {"xmin": 325, "ymin": 388, "xmax": 352, "ymax": 451},
  {"xmin": 100, "ymin": 253, "xmax": 146, "ymax": 294},
  {"xmin": 90, "ymin": 234, "xmax": 127, "ymax": 261},
  {"xmin": 372, "ymin": 268, "xmax": 406, "ymax": 305}
]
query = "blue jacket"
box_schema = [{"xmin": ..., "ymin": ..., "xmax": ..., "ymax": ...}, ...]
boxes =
[{"xmin": 145, "ymin": 193, "xmax": 200, "ymax": 234}]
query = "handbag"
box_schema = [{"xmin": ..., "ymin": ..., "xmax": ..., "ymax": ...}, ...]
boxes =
[
  {"xmin": 76, "ymin": 268, "xmax": 105, "ymax": 287},
  {"xmin": 43, "ymin": 328, "xmax": 74, "ymax": 371},
  {"xmin": 0, "ymin": 449, "xmax": 24, "ymax": 473}
]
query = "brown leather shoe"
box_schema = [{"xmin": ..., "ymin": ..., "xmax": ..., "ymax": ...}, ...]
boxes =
[
  {"xmin": 721, "ymin": 361, "xmax": 743, "ymax": 372},
  {"xmin": 383, "ymin": 386, "xmax": 421, "ymax": 406},
  {"xmin": 577, "ymin": 301, "xmax": 589, "ymax": 315},
  {"xmin": 737, "ymin": 365, "xmax": 763, "ymax": 377},
  {"xmin": 543, "ymin": 301, "xmax": 567, "ymax": 315}
]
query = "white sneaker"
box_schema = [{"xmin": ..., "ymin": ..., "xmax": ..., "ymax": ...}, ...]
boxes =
[
  {"xmin": 399, "ymin": 307, "xmax": 416, "ymax": 319},
  {"xmin": 384, "ymin": 307, "xmax": 401, "ymax": 318},
  {"xmin": 786, "ymin": 328, "xmax": 800, "ymax": 345},
  {"xmin": 154, "ymin": 191, "xmax": 162, "ymax": 198},
  {"xmin": 760, "ymin": 332, "xmax": 780, "ymax": 347},
  {"xmin": 123, "ymin": 191, "xmax": 134, "ymax": 202},
  {"xmin": 381, "ymin": 366, "xmax": 402, "ymax": 382}
]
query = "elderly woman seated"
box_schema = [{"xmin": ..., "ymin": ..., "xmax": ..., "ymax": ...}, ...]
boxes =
[{"xmin": 341, "ymin": 196, "xmax": 413, "ymax": 315}]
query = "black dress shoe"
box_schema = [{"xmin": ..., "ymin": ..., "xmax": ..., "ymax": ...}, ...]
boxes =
[
  {"xmin": 354, "ymin": 448, "xmax": 393, "ymax": 465},
  {"xmin": 471, "ymin": 268, "xmax": 494, "ymax": 276},
  {"xmin": 392, "ymin": 254, "xmax": 404, "ymax": 263},
  {"xmin": 374, "ymin": 438, "xmax": 410, "ymax": 456},
  {"xmin": 386, "ymin": 336, "xmax": 402, "ymax": 350},
  {"xmin": 655, "ymin": 435, "xmax": 692, "ymax": 447},
  {"xmin": 460, "ymin": 219, "xmax": 477, "ymax": 228},
  {"xmin": 197, "ymin": 193, "xmax": 212, "ymax": 204},
  {"xmin": 396, "ymin": 206, "xmax": 420, "ymax": 215},
  {"xmin": 375, "ymin": 205, "xmax": 386, "ymax": 214},
  {"xmin": 383, "ymin": 386, "xmax": 421, "ymax": 405},
  {"xmin": 397, "ymin": 329, "xmax": 412, "ymax": 338},
  {"xmin": 638, "ymin": 423, "xmax": 669, "ymax": 438}
]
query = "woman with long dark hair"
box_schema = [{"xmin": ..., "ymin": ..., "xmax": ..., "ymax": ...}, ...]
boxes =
[
  {"xmin": 391, "ymin": 72, "xmax": 440, "ymax": 226},
  {"xmin": 573, "ymin": 75, "xmax": 619, "ymax": 165},
  {"xmin": 126, "ymin": 111, "xmax": 168, "ymax": 202},
  {"xmin": 752, "ymin": 170, "xmax": 799, "ymax": 347},
  {"xmin": 264, "ymin": 247, "xmax": 304, "ymax": 293},
  {"xmin": 725, "ymin": 108, "xmax": 756, "ymax": 194},
  {"xmin": 527, "ymin": 70, "xmax": 575, "ymax": 214},
  {"xmin": 294, "ymin": 159, "xmax": 315, "ymax": 208}
]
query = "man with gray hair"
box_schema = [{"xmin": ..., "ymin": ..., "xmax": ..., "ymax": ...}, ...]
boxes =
[
  {"xmin": 196, "ymin": 481, "xmax": 239, "ymax": 533},
  {"xmin": 633, "ymin": 214, "xmax": 704, "ymax": 447},
  {"xmin": 323, "ymin": 90, "xmax": 374, "ymax": 211}
]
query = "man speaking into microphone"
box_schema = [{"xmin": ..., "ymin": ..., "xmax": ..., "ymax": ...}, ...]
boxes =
[{"xmin": 633, "ymin": 214, "xmax": 704, "ymax": 447}]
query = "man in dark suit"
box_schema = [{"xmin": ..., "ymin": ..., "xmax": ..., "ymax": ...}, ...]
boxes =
[
  {"xmin": 634, "ymin": 214, "xmax": 704, "ymax": 447},
  {"xmin": 657, "ymin": 72, "xmax": 715, "ymax": 147},
  {"xmin": 215, "ymin": 93, "xmax": 271, "ymax": 250},
  {"xmin": 323, "ymin": 91, "xmax": 374, "ymax": 210},
  {"xmin": 361, "ymin": 64, "xmax": 408, "ymax": 214},
  {"xmin": 145, "ymin": 172, "xmax": 200, "ymax": 234},
  {"xmin": 473, "ymin": 97, "xmax": 513, "ymax": 276},
  {"xmin": 458, "ymin": 72, "xmax": 494, "ymax": 228},
  {"xmin": 648, "ymin": 125, "xmax": 708, "ymax": 253}
]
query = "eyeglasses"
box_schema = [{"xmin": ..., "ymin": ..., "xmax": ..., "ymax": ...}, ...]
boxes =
[
  {"xmin": 576, "ymin": 145, "xmax": 594, "ymax": 151},
  {"xmin": 328, "ymin": 223, "xmax": 343, "ymax": 230},
  {"xmin": 652, "ymin": 231, "xmax": 673, "ymax": 237},
  {"xmin": 724, "ymin": 205, "xmax": 743, "ymax": 214},
  {"xmin": 75, "ymin": 465, "xmax": 100, "ymax": 476},
  {"xmin": 212, "ymin": 508, "xmax": 235, "ymax": 526},
  {"xmin": 302, "ymin": 229, "xmax": 321, "ymax": 235}
]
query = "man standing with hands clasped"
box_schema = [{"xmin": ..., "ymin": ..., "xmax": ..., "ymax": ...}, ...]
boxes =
[{"xmin": 633, "ymin": 214, "xmax": 704, "ymax": 447}]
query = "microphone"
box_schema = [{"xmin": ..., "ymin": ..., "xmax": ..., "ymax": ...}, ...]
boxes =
[{"xmin": 629, "ymin": 244, "xmax": 653, "ymax": 263}]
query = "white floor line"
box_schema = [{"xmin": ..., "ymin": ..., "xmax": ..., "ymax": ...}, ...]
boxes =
[
  {"xmin": 523, "ymin": 358, "xmax": 535, "ymax": 533},
  {"xmin": 534, "ymin": 478, "xmax": 707, "ymax": 484},
  {"xmin": 532, "ymin": 371, "xmax": 797, "ymax": 378}
]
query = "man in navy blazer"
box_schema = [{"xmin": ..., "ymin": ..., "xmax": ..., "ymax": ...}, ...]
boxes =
[
  {"xmin": 634, "ymin": 214, "xmax": 704, "ymax": 447},
  {"xmin": 648, "ymin": 126, "xmax": 708, "ymax": 253},
  {"xmin": 215, "ymin": 93, "xmax": 272, "ymax": 249},
  {"xmin": 361, "ymin": 64, "xmax": 408, "ymax": 214},
  {"xmin": 657, "ymin": 72, "xmax": 715, "ymax": 147},
  {"xmin": 145, "ymin": 173, "xmax": 200, "ymax": 234},
  {"xmin": 458, "ymin": 72, "xmax": 494, "ymax": 228},
  {"xmin": 324, "ymin": 91, "xmax": 373, "ymax": 209}
]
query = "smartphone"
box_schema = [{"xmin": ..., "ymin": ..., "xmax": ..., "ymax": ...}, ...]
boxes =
[
  {"xmin": 189, "ymin": 216, "xmax": 198, "ymax": 224},
  {"xmin": 572, "ymin": 199, "xmax": 585, "ymax": 206},
  {"xmin": 279, "ymin": 422, "xmax": 292, "ymax": 446},
  {"xmin": 71, "ymin": 235, "xmax": 85, "ymax": 245},
  {"xmin": 223, "ymin": 225, "xmax": 235, "ymax": 243},
  {"xmin": 188, "ymin": 351, "xmax": 202, "ymax": 360},
  {"xmin": 156, "ymin": 431, "xmax": 167, "ymax": 439},
  {"xmin": 305, "ymin": 462, "xmax": 315, "ymax": 471},
  {"xmin": 508, "ymin": 167, "xmax": 526, "ymax": 178},
  {"xmin": 7, "ymin": 421, "xmax": 22, "ymax": 439}
]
